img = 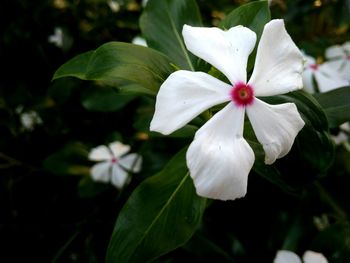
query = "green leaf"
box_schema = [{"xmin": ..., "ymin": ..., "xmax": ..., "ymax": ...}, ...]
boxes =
[
  {"xmin": 140, "ymin": 0, "xmax": 202, "ymax": 71},
  {"xmin": 219, "ymin": 1, "xmax": 271, "ymax": 71},
  {"xmin": 314, "ymin": 86, "xmax": 350, "ymax": 128},
  {"xmin": 80, "ymin": 84, "xmax": 137, "ymax": 112},
  {"xmin": 184, "ymin": 233, "xmax": 235, "ymax": 263},
  {"xmin": 106, "ymin": 148, "xmax": 206, "ymax": 263},
  {"xmin": 43, "ymin": 142, "xmax": 90, "ymax": 176},
  {"xmin": 53, "ymin": 42, "xmax": 174, "ymax": 95}
]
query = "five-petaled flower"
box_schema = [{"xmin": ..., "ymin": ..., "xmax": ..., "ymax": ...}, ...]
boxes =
[
  {"xmin": 88, "ymin": 141, "xmax": 142, "ymax": 189},
  {"xmin": 302, "ymin": 53, "xmax": 348, "ymax": 93},
  {"xmin": 150, "ymin": 19, "xmax": 305, "ymax": 200},
  {"xmin": 274, "ymin": 250, "xmax": 328, "ymax": 263}
]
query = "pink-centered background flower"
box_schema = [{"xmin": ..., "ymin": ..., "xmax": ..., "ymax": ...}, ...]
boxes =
[
  {"xmin": 302, "ymin": 53, "xmax": 348, "ymax": 93},
  {"xmin": 88, "ymin": 141, "xmax": 142, "ymax": 189},
  {"xmin": 150, "ymin": 19, "xmax": 305, "ymax": 201},
  {"xmin": 325, "ymin": 41, "xmax": 350, "ymax": 81}
]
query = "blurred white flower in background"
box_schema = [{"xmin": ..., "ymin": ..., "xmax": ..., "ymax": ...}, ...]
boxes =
[
  {"xmin": 88, "ymin": 141, "xmax": 142, "ymax": 189},
  {"xmin": 15, "ymin": 106, "xmax": 43, "ymax": 131},
  {"xmin": 107, "ymin": 0, "xmax": 120, "ymax": 13},
  {"xmin": 48, "ymin": 27, "xmax": 73, "ymax": 52},
  {"xmin": 48, "ymin": 27, "xmax": 64, "ymax": 48},
  {"xmin": 332, "ymin": 122, "xmax": 350, "ymax": 149},
  {"xmin": 302, "ymin": 53, "xmax": 348, "ymax": 93},
  {"xmin": 274, "ymin": 250, "xmax": 328, "ymax": 263},
  {"xmin": 325, "ymin": 41, "xmax": 350, "ymax": 81},
  {"xmin": 132, "ymin": 36, "xmax": 147, "ymax": 47}
]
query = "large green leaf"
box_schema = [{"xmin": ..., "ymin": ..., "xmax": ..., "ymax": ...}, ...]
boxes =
[
  {"xmin": 53, "ymin": 42, "xmax": 174, "ymax": 95},
  {"xmin": 140, "ymin": 0, "xmax": 202, "ymax": 71},
  {"xmin": 106, "ymin": 148, "xmax": 206, "ymax": 263},
  {"xmin": 314, "ymin": 86, "xmax": 350, "ymax": 128},
  {"xmin": 219, "ymin": 1, "xmax": 271, "ymax": 71}
]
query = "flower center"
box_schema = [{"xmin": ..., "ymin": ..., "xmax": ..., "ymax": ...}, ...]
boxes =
[
  {"xmin": 309, "ymin": 63, "xmax": 319, "ymax": 71},
  {"xmin": 230, "ymin": 82, "xmax": 254, "ymax": 107},
  {"xmin": 111, "ymin": 157, "xmax": 118, "ymax": 164},
  {"xmin": 347, "ymin": 55, "xmax": 350, "ymax": 61}
]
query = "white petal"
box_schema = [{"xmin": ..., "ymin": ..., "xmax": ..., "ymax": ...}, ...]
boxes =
[
  {"xmin": 110, "ymin": 164, "xmax": 129, "ymax": 189},
  {"xmin": 119, "ymin": 153, "xmax": 142, "ymax": 173},
  {"xmin": 90, "ymin": 161, "xmax": 111, "ymax": 183},
  {"xmin": 246, "ymin": 99, "xmax": 305, "ymax": 164},
  {"xmin": 302, "ymin": 69, "xmax": 316, "ymax": 93},
  {"xmin": 325, "ymin": 44, "xmax": 346, "ymax": 59},
  {"xmin": 182, "ymin": 24, "xmax": 256, "ymax": 84},
  {"xmin": 88, "ymin": 145, "xmax": 111, "ymax": 161},
  {"xmin": 302, "ymin": 251, "xmax": 328, "ymax": 263},
  {"xmin": 186, "ymin": 103, "xmax": 255, "ymax": 201},
  {"xmin": 314, "ymin": 69, "xmax": 349, "ymax": 93},
  {"xmin": 248, "ymin": 19, "xmax": 303, "ymax": 96},
  {"xmin": 325, "ymin": 59, "xmax": 345, "ymax": 72},
  {"xmin": 150, "ymin": 70, "xmax": 231, "ymax": 135},
  {"xmin": 338, "ymin": 61, "xmax": 350, "ymax": 81},
  {"xmin": 273, "ymin": 250, "xmax": 302, "ymax": 263},
  {"xmin": 108, "ymin": 141, "xmax": 130, "ymax": 158},
  {"xmin": 343, "ymin": 41, "xmax": 350, "ymax": 53}
]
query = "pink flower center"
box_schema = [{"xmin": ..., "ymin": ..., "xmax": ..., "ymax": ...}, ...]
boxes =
[
  {"xmin": 309, "ymin": 64, "xmax": 319, "ymax": 71},
  {"xmin": 347, "ymin": 55, "xmax": 350, "ymax": 61},
  {"xmin": 111, "ymin": 157, "xmax": 118, "ymax": 164},
  {"xmin": 230, "ymin": 82, "xmax": 254, "ymax": 107}
]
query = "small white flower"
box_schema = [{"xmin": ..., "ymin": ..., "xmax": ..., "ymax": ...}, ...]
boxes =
[
  {"xmin": 107, "ymin": 0, "xmax": 120, "ymax": 13},
  {"xmin": 302, "ymin": 53, "xmax": 348, "ymax": 93},
  {"xmin": 325, "ymin": 41, "xmax": 350, "ymax": 81},
  {"xmin": 16, "ymin": 106, "xmax": 43, "ymax": 131},
  {"xmin": 88, "ymin": 141, "xmax": 142, "ymax": 189},
  {"xmin": 332, "ymin": 122, "xmax": 350, "ymax": 146},
  {"xmin": 48, "ymin": 27, "xmax": 64, "ymax": 48},
  {"xmin": 150, "ymin": 20, "xmax": 305, "ymax": 200},
  {"xmin": 132, "ymin": 36, "xmax": 147, "ymax": 47},
  {"xmin": 274, "ymin": 250, "xmax": 328, "ymax": 263}
]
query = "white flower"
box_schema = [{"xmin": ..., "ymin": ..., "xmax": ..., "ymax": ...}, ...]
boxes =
[
  {"xmin": 107, "ymin": 0, "xmax": 120, "ymax": 13},
  {"xmin": 332, "ymin": 122, "xmax": 350, "ymax": 146},
  {"xmin": 48, "ymin": 27, "xmax": 64, "ymax": 48},
  {"xmin": 132, "ymin": 36, "xmax": 147, "ymax": 47},
  {"xmin": 88, "ymin": 141, "xmax": 142, "ymax": 189},
  {"xmin": 16, "ymin": 106, "xmax": 43, "ymax": 131},
  {"xmin": 302, "ymin": 53, "xmax": 348, "ymax": 93},
  {"xmin": 325, "ymin": 41, "xmax": 350, "ymax": 81},
  {"xmin": 274, "ymin": 250, "xmax": 328, "ymax": 263},
  {"xmin": 150, "ymin": 19, "xmax": 305, "ymax": 200}
]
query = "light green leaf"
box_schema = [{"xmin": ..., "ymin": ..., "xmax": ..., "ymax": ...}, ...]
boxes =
[
  {"xmin": 53, "ymin": 42, "xmax": 174, "ymax": 95},
  {"xmin": 314, "ymin": 86, "xmax": 350, "ymax": 128},
  {"xmin": 106, "ymin": 148, "xmax": 206, "ymax": 263},
  {"xmin": 140, "ymin": 0, "xmax": 202, "ymax": 71}
]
